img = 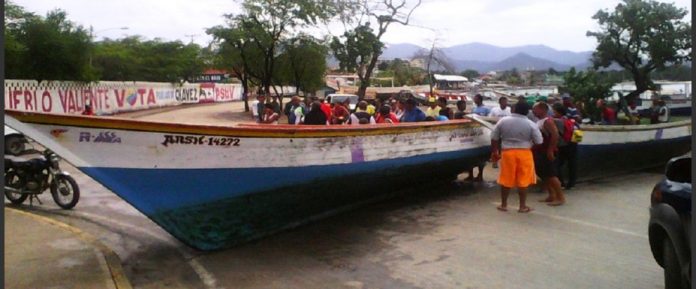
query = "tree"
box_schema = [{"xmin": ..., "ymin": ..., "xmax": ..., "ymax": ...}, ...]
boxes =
[
  {"xmin": 208, "ymin": 22, "xmax": 266, "ymax": 111},
  {"xmin": 330, "ymin": 23, "xmax": 384, "ymax": 94},
  {"xmin": 92, "ymin": 37, "xmax": 206, "ymax": 82},
  {"xmin": 220, "ymin": 0, "xmax": 354, "ymax": 99},
  {"xmin": 331, "ymin": 0, "xmax": 422, "ymax": 99},
  {"xmin": 277, "ymin": 34, "xmax": 328, "ymax": 95},
  {"xmin": 6, "ymin": 7, "xmax": 95, "ymax": 81},
  {"xmin": 499, "ymin": 68, "xmax": 523, "ymax": 86},
  {"xmin": 374, "ymin": 58, "xmax": 424, "ymax": 86},
  {"xmin": 586, "ymin": 0, "xmax": 691, "ymax": 104},
  {"xmin": 559, "ymin": 68, "xmax": 616, "ymax": 121},
  {"xmin": 377, "ymin": 60, "xmax": 389, "ymax": 71},
  {"xmin": 412, "ymin": 43, "xmax": 455, "ymax": 95},
  {"xmin": 4, "ymin": 1, "xmax": 37, "ymax": 79},
  {"xmin": 461, "ymin": 69, "xmax": 480, "ymax": 80}
]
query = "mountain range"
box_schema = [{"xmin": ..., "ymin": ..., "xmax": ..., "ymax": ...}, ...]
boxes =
[{"xmin": 380, "ymin": 42, "xmax": 595, "ymax": 72}]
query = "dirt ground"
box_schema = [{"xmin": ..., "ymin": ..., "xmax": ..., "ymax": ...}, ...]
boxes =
[{"xmin": 115, "ymin": 101, "xmax": 262, "ymax": 124}]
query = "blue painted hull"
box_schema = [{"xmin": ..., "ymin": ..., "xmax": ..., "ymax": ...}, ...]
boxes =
[
  {"xmin": 80, "ymin": 147, "xmax": 491, "ymax": 250},
  {"xmin": 638, "ymin": 106, "xmax": 692, "ymax": 116},
  {"xmin": 576, "ymin": 136, "xmax": 691, "ymax": 179}
]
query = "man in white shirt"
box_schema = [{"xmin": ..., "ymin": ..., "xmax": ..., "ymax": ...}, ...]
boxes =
[
  {"xmin": 489, "ymin": 96, "xmax": 511, "ymax": 118},
  {"xmin": 657, "ymin": 99, "xmax": 670, "ymax": 123},
  {"xmin": 250, "ymin": 94, "xmax": 264, "ymax": 122}
]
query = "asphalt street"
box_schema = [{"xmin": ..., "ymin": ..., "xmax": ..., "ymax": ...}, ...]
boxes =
[{"xmin": 7, "ymin": 162, "xmax": 665, "ymax": 289}]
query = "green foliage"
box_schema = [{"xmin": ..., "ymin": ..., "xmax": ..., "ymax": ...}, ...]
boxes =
[
  {"xmin": 375, "ymin": 58, "xmax": 424, "ymax": 86},
  {"xmin": 5, "ymin": 7, "xmax": 95, "ymax": 81},
  {"xmin": 377, "ymin": 61, "xmax": 389, "ymax": 71},
  {"xmin": 5, "ymin": 2, "xmax": 205, "ymax": 83},
  {"xmin": 586, "ymin": 0, "xmax": 691, "ymax": 100},
  {"xmin": 559, "ymin": 68, "xmax": 616, "ymax": 120},
  {"xmin": 276, "ymin": 34, "xmax": 328, "ymax": 93},
  {"xmin": 211, "ymin": 0, "xmax": 353, "ymax": 94},
  {"xmin": 650, "ymin": 64, "xmax": 692, "ymax": 81},
  {"xmin": 331, "ymin": 0, "xmax": 422, "ymax": 98},
  {"xmin": 330, "ymin": 24, "xmax": 384, "ymax": 74},
  {"xmin": 460, "ymin": 69, "xmax": 480, "ymax": 80},
  {"xmin": 498, "ymin": 68, "xmax": 522, "ymax": 85},
  {"xmin": 92, "ymin": 37, "xmax": 206, "ymax": 82}
]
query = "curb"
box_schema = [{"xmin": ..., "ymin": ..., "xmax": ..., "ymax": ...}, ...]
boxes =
[{"xmin": 5, "ymin": 207, "xmax": 133, "ymax": 289}]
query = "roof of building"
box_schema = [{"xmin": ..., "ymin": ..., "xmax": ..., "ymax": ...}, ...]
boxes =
[{"xmin": 433, "ymin": 74, "xmax": 468, "ymax": 82}]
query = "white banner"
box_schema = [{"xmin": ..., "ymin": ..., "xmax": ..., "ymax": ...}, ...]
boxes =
[{"xmin": 5, "ymin": 80, "xmax": 243, "ymax": 115}]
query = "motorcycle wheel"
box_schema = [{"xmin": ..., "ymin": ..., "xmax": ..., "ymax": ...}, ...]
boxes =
[
  {"xmin": 50, "ymin": 175, "xmax": 80, "ymax": 210},
  {"xmin": 4, "ymin": 171, "xmax": 28, "ymax": 205}
]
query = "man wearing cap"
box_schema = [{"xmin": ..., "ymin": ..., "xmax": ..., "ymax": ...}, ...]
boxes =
[
  {"xmin": 400, "ymin": 98, "xmax": 426, "ymax": 122},
  {"xmin": 490, "ymin": 101, "xmax": 543, "ymax": 213}
]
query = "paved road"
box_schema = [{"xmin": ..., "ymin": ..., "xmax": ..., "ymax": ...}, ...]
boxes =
[
  {"xmin": 8, "ymin": 163, "xmax": 665, "ymax": 289},
  {"xmin": 6, "ymin": 102, "xmax": 666, "ymax": 289}
]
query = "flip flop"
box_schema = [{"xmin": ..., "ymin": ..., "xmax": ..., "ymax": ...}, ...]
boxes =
[
  {"xmin": 538, "ymin": 198, "xmax": 553, "ymax": 202},
  {"xmin": 547, "ymin": 201, "xmax": 565, "ymax": 206},
  {"xmin": 496, "ymin": 206, "xmax": 508, "ymax": 212},
  {"xmin": 518, "ymin": 207, "xmax": 534, "ymax": 213}
]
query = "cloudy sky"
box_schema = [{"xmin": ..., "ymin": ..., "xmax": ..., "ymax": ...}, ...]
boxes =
[{"xmin": 13, "ymin": 0, "xmax": 692, "ymax": 52}]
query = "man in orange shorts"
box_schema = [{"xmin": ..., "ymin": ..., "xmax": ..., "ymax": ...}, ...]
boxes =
[{"xmin": 490, "ymin": 101, "xmax": 543, "ymax": 213}]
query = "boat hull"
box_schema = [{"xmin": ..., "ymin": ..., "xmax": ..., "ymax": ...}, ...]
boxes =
[
  {"xmin": 5, "ymin": 111, "xmax": 490, "ymax": 250},
  {"xmin": 127, "ymin": 148, "xmax": 488, "ymax": 250},
  {"xmin": 575, "ymin": 122, "xmax": 691, "ymax": 179},
  {"xmin": 477, "ymin": 116, "xmax": 691, "ymax": 180}
]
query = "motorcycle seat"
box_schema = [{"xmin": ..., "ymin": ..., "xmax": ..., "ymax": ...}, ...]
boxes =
[{"xmin": 4, "ymin": 155, "xmax": 47, "ymax": 169}]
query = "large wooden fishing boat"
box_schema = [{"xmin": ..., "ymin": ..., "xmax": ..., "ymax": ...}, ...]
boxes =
[{"xmin": 5, "ymin": 110, "xmax": 491, "ymax": 250}]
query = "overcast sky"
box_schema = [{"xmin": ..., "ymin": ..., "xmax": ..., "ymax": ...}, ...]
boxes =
[{"xmin": 13, "ymin": 0, "xmax": 692, "ymax": 52}]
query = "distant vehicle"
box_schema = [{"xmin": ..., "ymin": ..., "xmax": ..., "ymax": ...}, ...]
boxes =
[
  {"xmin": 648, "ymin": 154, "xmax": 691, "ymax": 289},
  {"xmin": 327, "ymin": 93, "xmax": 359, "ymax": 110}
]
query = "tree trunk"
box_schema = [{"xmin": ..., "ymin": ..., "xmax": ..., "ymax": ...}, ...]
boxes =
[
  {"xmin": 242, "ymin": 78, "xmax": 249, "ymax": 112},
  {"xmin": 358, "ymin": 55, "xmax": 380, "ymax": 100}
]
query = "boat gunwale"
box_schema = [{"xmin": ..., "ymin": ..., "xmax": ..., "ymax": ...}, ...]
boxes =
[
  {"xmin": 476, "ymin": 116, "xmax": 690, "ymax": 132},
  {"xmin": 5, "ymin": 110, "xmax": 483, "ymax": 138}
]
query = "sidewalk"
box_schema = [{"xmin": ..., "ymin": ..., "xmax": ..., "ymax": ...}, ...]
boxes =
[{"xmin": 5, "ymin": 207, "xmax": 132, "ymax": 289}]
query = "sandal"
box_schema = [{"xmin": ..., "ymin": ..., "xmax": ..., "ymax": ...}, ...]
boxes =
[{"xmin": 518, "ymin": 206, "xmax": 534, "ymax": 213}]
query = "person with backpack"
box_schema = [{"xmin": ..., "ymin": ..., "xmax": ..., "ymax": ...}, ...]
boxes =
[
  {"xmin": 552, "ymin": 103, "xmax": 578, "ymax": 190},
  {"xmin": 285, "ymin": 96, "xmax": 305, "ymax": 124},
  {"xmin": 350, "ymin": 101, "xmax": 376, "ymax": 125}
]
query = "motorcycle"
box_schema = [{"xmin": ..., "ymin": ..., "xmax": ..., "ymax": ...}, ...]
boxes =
[{"xmin": 4, "ymin": 131, "xmax": 80, "ymax": 209}]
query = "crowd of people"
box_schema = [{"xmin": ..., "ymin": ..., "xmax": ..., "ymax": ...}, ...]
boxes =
[
  {"xmin": 485, "ymin": 95, "xmax": 585, "ymax": 213},
  {"xmin": 250, "ymin": 94, "xmax": 483, "ymax": 126},
  {"xmin": 248, "ymin": 91, "xmax": 675, "ymax": 213},
  {"xmin": 249, "ymin": 91, "xmax": 672, "ymax": 127}
]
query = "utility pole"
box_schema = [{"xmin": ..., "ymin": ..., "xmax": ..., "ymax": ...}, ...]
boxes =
[{"xmin": 184, "ymin": 34, "xmax": 200, "ymax": 44}]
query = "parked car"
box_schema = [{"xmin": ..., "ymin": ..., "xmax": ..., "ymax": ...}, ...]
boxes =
[
  {"xmin": 327, "ymin": 93, "xmax": 359, "ymax": 111},
  {"xmin": 648, "ymin": 154, "xmax": 691, "ymax": 289}
]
